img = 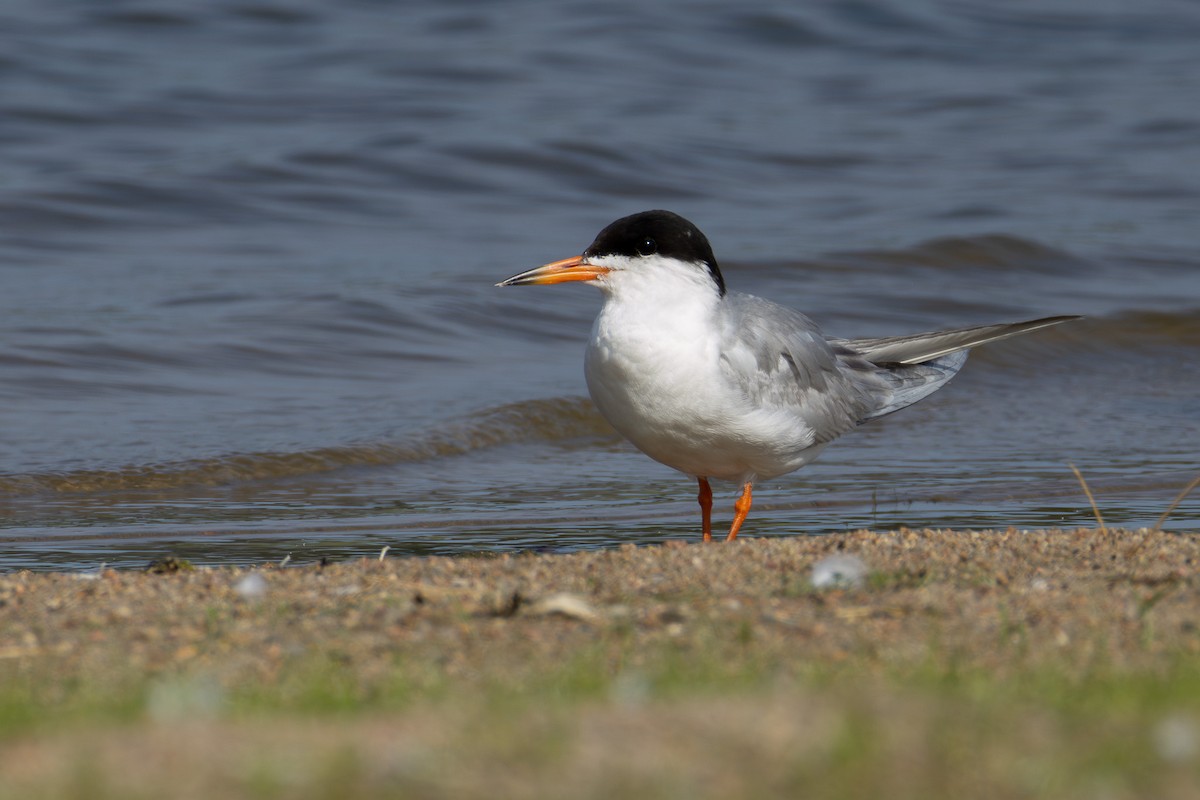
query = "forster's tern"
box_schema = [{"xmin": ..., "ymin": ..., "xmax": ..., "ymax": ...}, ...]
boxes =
[{"xmin": 498, "ymin": 210, "xmax": 1078, "ymax": 542}]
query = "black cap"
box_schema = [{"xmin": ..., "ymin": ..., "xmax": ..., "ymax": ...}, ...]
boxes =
[{"xmin": 583, "ymin": 210, "xmax": 726, "ymax": 296}]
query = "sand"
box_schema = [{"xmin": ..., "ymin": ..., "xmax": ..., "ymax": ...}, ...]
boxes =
[
  {"xmin": 3, "ymin": 527, "xmax": 1199, "ymax": 799},
  {"xmin": 5, "ymin": 527, "xmax": 1197, "ymax": 674}
]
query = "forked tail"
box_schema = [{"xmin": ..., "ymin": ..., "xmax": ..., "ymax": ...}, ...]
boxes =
[{"xmin": 843, "ymin": 315, "xmax": 1080, "ymax": 422}]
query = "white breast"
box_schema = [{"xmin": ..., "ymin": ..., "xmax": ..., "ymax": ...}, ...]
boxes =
[{"xmin": 582, "ymin": 259, "xmax": 823, "ymax": 483}]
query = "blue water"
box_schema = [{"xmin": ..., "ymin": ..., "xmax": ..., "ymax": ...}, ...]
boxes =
[{"xmin": 0, "ymin": 0, "xmax": 1197, "ymax": 569}]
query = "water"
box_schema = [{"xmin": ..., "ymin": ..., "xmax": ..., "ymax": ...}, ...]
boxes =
[{"xmin": 1, "ymin": 0, "xmax": 1196, "ymax": 570}]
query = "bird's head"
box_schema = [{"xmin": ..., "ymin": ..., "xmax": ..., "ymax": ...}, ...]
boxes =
[{"xmin": 497, "ymin": 210, "xmax": 726, "ymax": 298}]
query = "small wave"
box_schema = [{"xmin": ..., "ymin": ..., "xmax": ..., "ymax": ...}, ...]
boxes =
[
  {"xmin": 940, "ymin": 309, "xmax": 1200, "ymax": 373},
  {"xmin": 848, "ymin": 234, "xmax": 1090, "ymax": 275},
  {"xmin": 1045, "ymin": 310, "xmax": 1200, "ymax": 354},
  {"xmin": 0, "ymin": 397, "xmax": 611, "ymax": 496}
]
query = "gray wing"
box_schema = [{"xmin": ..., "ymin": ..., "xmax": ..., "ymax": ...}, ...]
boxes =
[
  {"xmin": 719, "ymin": 296, "xmax": 1079, "ymax": 431},
  {"xmin": 835, "ymin": 315, "xmax": 1081, "ymax": 421},
  {"xmin": 716, "ymin": 293, "xmax": 885, "ymax": 443},
  {"xmin": 841, "ymin": 316, "xmax": 1081, "ymax": 365}
]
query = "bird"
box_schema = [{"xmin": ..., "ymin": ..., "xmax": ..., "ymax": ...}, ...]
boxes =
[{"xmin": 497, "ymin": 210, "xmax": 1079, "ymax": 542}]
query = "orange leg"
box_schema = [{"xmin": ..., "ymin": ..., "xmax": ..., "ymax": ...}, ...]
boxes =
[
  {"xmin": 726, "ymin": 482, "xmax": 753, "ymax": 541},
  {"xmin": 697, "ymin": 477, "xmax": 713, "ymax": 542}
]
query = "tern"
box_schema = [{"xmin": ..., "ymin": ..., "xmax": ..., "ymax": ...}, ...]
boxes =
[{"xmin": 498, "ymin": 210, "xmax": 1078, "ymax": 542}]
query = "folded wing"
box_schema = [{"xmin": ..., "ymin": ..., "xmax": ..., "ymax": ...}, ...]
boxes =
[
  {"xmin": 838, "ymin": 315, "xmax": 1080, "ymax": 421},
  {"xmin": 841, "ymin": 315, "xmax": 1081, "ymax": 365},
  {"xmin": 720, "ymin": 295, "xmax": 1080, "ymax": 433}
]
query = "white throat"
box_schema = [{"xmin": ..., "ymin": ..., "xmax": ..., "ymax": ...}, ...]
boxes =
[{"xmin": 591, "ymin": 253, "xmax": 722, "ymax": 309}]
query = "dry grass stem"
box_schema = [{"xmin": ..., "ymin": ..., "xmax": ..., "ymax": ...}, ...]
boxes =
[
  {"xmin": 1154, "ymin": 472, "xmax": 1200, "ymax": 531},
  {"xmin": 1069, "ymin": 462, "xmax": 1106, "ymax": 533}
]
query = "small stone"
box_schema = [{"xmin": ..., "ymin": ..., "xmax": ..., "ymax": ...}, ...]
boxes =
[
  {"xmin": 146, "ymin": 675, "xmax": 224, "ymax": 722},
  {"xmin": 234, "ymin": 573, "xmax": 268, "ymax": 599},
  {"xmin": 811, "ymin": 554, "xmax": 868, "ymax": 589},
  {"xmin": 1154, "ymin": 715, "xmax": 1199, "ymax": 763},
  {"xmin": 529, "ymin": 592, "xmax": 599, "ymax": 622},
  {"xmin": 610, "ymin": 671, "xmax": 650, "ymax": 707}
]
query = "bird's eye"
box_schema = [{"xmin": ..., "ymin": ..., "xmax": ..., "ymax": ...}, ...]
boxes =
[{"xmin": 636, "ymin": 237, "xmax": 657, "ymax": 256}]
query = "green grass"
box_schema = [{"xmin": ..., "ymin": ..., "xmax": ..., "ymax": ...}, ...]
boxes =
[{"xmin": 4, "ymin": 650, "xmax": 1200, "ymax": 799}]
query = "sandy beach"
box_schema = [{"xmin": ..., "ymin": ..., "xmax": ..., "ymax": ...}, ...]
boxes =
[{"xmin": 4, "ymin": 527, "xmax": 1200, "ymax": 798}]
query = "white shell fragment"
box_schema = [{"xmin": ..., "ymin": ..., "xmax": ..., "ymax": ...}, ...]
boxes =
[{"xmin": 811, "ymin": 554, "xmax": 868, "ymax": 589}]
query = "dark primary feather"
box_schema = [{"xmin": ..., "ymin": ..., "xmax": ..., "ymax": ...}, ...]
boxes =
[{"xmin": 842, "ymin": 315, "xmax": 1081, "ymax": 365}]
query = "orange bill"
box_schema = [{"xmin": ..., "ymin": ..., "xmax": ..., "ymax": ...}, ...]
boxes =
[{"xmin": 497, "ymin": 255, "xmax": 612, "ymax": 286}]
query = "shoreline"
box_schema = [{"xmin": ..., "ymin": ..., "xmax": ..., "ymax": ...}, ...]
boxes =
[
  {"xmin": 5, "ymin": 526, "xmax": 1200, "ymax": 670},
  {"xmin": 4, "ymin": 526, "xmax": 1200, "ymax": 798}
]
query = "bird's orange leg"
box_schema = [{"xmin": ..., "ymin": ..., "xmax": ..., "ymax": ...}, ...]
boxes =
[
  {"xmin": 697, "ymin": 477, "xmax": 713, "ymax": 542},
  {"xmin": 726, "ymin": 482, "xmax": 753, "ymax": 541}
]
